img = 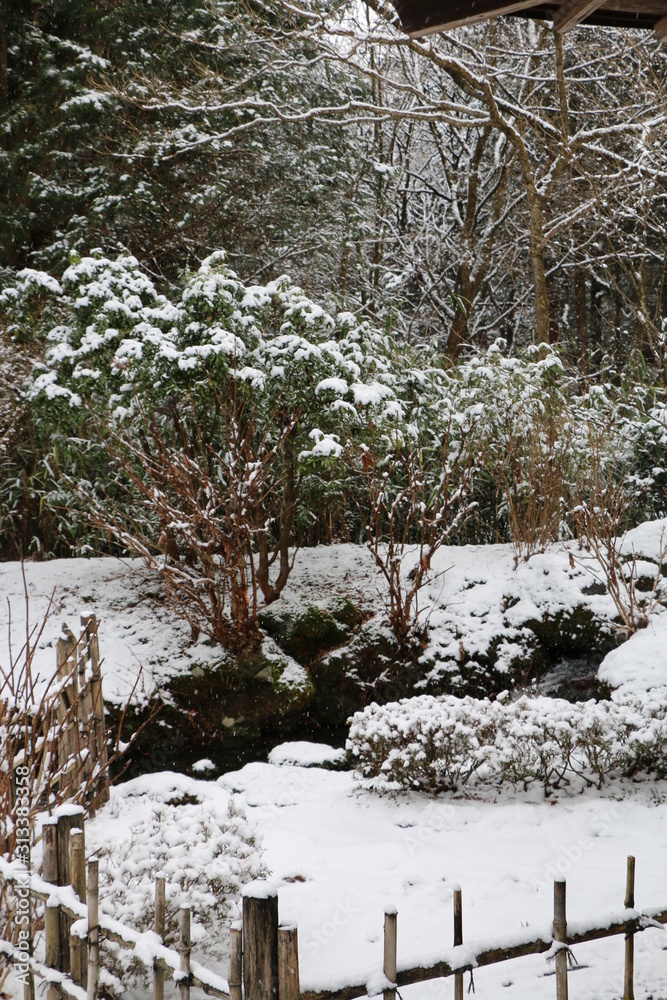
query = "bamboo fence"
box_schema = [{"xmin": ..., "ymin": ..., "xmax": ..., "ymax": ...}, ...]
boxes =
[
  {"xmin": 1, "ymin": 842, "xmax": 665, "ymax": 1000},
  {"xmin": 55, "ymin": 615, "xmax": 109, "ymax": 811}
]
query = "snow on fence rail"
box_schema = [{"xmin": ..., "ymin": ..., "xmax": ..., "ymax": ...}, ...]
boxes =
[
  {"xmin": 1, "ymin": 830, "xmax": 666, "ymax": 1000},
  {"xmin": 0, "ymin": 808, "xmax": 231, "ymax": 1000}
]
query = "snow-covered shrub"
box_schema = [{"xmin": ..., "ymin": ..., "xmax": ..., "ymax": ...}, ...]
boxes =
[
  {"xmin": 351, "ymin": 363, "xmax": 483, "ymax": 648},
  {"xmin": 347, "ymin": 695, "xmax": 501, "ymax": 792},
  {"xmin": 0, "ymin": 269, "xmax": 70, "ymax": 557},
  {"xmin": 494, "ymin": 696, "xmax": 580, "ymax": 791},
  {"xmin": 20, "ymin": 250, "xmax": 400, "ymax": 648},
  {"xmin": 451, "ymin": 344, "xmax": 667, "ymax": 556},
  {"xmin": 94, "ymin": 790, "xmax": 265, "ymax": 985},
  {"xmin": 5, "ymin": 254, "xmax": 667, "ymax": 653},
  {"xmin": 348, "ymin": 690, "xmax": 667, "ymax": 794},
  {"xmin": 453, "ymin": 345, "xmax": 576, "ymax": 559},
  {"xmin": 614, "ymin": 689, "xmax": 667, "ymax": 777}
]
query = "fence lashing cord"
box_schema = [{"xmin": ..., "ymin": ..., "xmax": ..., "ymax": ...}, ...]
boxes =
[
  {"xmin": 467, "ymin": 969, "xmax": 475, "ymax": 994},
  {"xmin": 546, "ymin": 942, "xmax": 579, "ymax": 969}
]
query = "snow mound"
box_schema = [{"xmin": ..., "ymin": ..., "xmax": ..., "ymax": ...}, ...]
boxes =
[
  {"xmin": 86, "ymin": 772, "xmax": 266, "ymax": 984},
  {"xmin": 268, "ymin": 741, "xmax": 346, "ymax": 767}
]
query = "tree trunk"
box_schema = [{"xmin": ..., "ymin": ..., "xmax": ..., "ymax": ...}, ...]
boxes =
[
  {"xmin": 575, "ymin": 268, "xmax": 588, "ymax": 367},
  {"xmin": 0, "ymin": 18, "xmax": 7, "ymax": 117},
  {"xmin": 528, "ymin": 193, "xmax": 550, "ymax": 346}
]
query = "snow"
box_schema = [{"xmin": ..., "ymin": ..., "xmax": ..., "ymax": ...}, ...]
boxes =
[
  {"xmin": 242, "ymin": 880, "xmax": 279, "ymax": 900},
  {"xmin": 3, "ymin": 521, "xmax": 667, "ymax": 999},
  {"xmin": 216, "ymin": 761, "xmax": 667, "ymax": 999},
  {"xmin": 191, "ymin": 758, "xmax": 216, "ymax": 773},
  {"xmin": 53, "ymin": 804, "xmax": 85, "ymax": 819},
  {"xmin": 0, "ymin": 556, "xmax": 226, "ymax": 707},
  {"xmin": 1, "ymin": 521, "xmax": 664, "ymax": 708},
  {"xmin": 598, "ymin": 610, "xmax": 667, "ymax": 693},
  {"xmin": 268, "ymin": 742, "xmax": 346, "ymax": 767},
  {"xmin": 19, "ymin": 760, "xmax": 667, "ymax": 998}
]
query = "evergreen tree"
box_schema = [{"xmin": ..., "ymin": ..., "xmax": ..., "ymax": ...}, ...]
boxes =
[{"xmin": 0, "ymin": 0, "xmax": 371, "ymax": 296}]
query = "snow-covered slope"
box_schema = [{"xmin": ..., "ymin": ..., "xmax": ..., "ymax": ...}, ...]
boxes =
[{"xmin": 2, "ymin": 524, "xmax": 663, "ymax": 706}]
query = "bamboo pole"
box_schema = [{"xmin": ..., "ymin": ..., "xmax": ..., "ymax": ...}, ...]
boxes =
[
  {"xmin": 77, "ymin": 623, "xmax": 94, "ymax": 795},
  {"xmin": 43, "ymin": 819, "xmax": 61, "ymax": 980},
  {"xmin": 383, "ymin": 907, "xmax": 397, "ymax": 1000},
  {"xmin": 553, "ymin": 879, "xmax": 568, "ymax": 1000},
  {"xmin": 56, "ymin": 634, "xmax": 79, "ymax": 796},
  {"xmin": 57, "ymin": 807, "xmax": 84, "ymax": 974},
  {"xmin": 453, "ymin": 886, "xmax": 463, "ymax": 1000},
  {"xmin": 179, "ymin": 905, "xmax": 192, "ymax": 1000},
  {"xmin": 82, "ymin": 614, "xmax": 109, "ymax": 809},
  {"xmin": 278, "ymin": 924, "xmax": 300, "ymax": 1000},
  {"xmin": 23, "ymin": 869, "xmax": 35, "ymax": 1000},
  {"xmin": 86, "ymin": 861, "xmax": 99, "ymax": 1000},
  {"xmin": 69, "ymin": 829, "xmax": 87, "ymax": 987},
  {"xmin": 229, "ymin": 923, "xmax": 243, "ymax": 1000},
  {"xmin": 624, "ymin": 856, "xmax": 635, "ymax": 1000},
  {"xmin": 70, "ymin": 829, "xmax": 86, "ymax": 903},
  {"xmin": 153, "ymin": 877, "xmax": 166, "ymax": 1000},
  {"xmin": 243, "ymin": 887, "xmax": 279, "ymax": 1000}
]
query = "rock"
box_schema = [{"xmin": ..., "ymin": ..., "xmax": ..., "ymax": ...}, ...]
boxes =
[
  {"xmin": 415, "ymin": 604, "xmax": 620, "ymax": 702},
  {"xmin": 310, "ymin": 616, "xmax": 407, "ymax": 725},
  {"xmin": 523, "ymin": 606, "xmax": 617, "ymax": 672},
  {"xmin": 258, "ymin": 596, "xmax": 359, "ymax": 663}
]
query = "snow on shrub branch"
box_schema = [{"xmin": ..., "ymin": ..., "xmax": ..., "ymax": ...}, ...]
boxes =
[
  {"xmin": 22, "ymin": 249, "xmax": 400, "ymax": 429},
  {"xmin": 347, "ymin": 689, "xmax": 667, "ymax": 794}
]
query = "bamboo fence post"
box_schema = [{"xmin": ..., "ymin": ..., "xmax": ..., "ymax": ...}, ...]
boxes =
[
  {"xmin": 82, "ymin": 614, "xmax": 109, "ymax": 809},
  {"xmin": 179, "ymin": 905, "xmax": 192, "ymax": 1000},
  {"xmin": 383, "ymin": 907, "xmax": 397, "ymax": 1000},
  {"xmin": 69, "ymin": 828, "xmax": 87, "ymax": 987},
  {"xmin": 453, "ymin": 885, "xmax": 463, "ymax": 1000},
  {"xmin": 23, "ymin": 867, "xmax": 35, "ymax": 1000},
  {"xmin": 278, "ymin": 924, "xmax": 300, "ymax": 1000},
  {"xmin": 56, "ymin": 633, "xmax": 79, "ymax": 796},
  {"xmin": 87, "ymin": 861, "xmax": 99, "ymax": 1000},
  {"xmin": 624, "ymin": 856, "xmax": 636, "ymax": 1000},
  {"xmin": 43, "ymin": 818, "xmax": 61, "ymax": 987},
  {"xmin": 229, "ymin": 922, "xmax": 243, "ymax": 1000},
  {"xmin": 56, "ymin": 807, "xmax": 84, "ymax": 974},
  {"xmin": 553, "ymin": 878, "xmax": 568, "ymax": 1000},
  {"xmin": 77, "ymin": 620, "xmax": 94, "ymax": 795},
  {"xmin": 153, "ymin": 876, "xmax": 166, "ymax": 1000},
  {"xmin": 243, "ymin": 885, "xmax": 279, "ymax": 1000}
]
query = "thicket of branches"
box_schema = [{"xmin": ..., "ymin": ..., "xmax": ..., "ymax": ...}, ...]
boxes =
[
  {"xmin": 0, "ymin": 251, "xmax": 663, "ymax": 651},
  {"xmin": 1, "ymin": 1, "xmax": 666, "ymax": 357}
]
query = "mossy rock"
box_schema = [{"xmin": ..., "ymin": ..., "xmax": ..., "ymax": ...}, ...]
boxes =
[
  {"xmin": 310, "ymin": 617, "xmax": 406, "ymax": 725},
  {"xmin": 523, "ymin": 606, "xmax": 618, "ymax": 670},
  {"xmin": 162, "ymin": 637, "xmax": 314, "ymax": 734},
  {"xmin": 258, "ymin": 597, "xmax": 358, "ymax": 663},
  {"xmin": 415, "ymin": 604, "xmax": 621, "ymax": 702}
]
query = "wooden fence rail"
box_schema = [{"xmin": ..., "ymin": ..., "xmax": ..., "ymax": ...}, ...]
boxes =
[
  {"xmin": 3, "ymin": 842, "xmax": 664, "ymax": 1000},
  {"xmin": 0, "ymin": 810, "xmax": 231, "ymax": 1000}
]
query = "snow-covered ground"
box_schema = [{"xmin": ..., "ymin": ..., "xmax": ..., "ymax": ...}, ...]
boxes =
[
  {"xmin": 0, "ymin": 545, "xmax": 381, "ymax": 706},
  {"xmin": 1, "ymin": 517, "xmax": 665, "ymax": 705},
  {"xmin": 219, "ymin": 757, "xmax": 667, "ymax": 1000},
  {"xmin": 3, "ymin": 521, "xmax": 667, "ymax": 999},
  {"xmin": 14, "ymin": 760, "xmax": 664, "ymax": 1000}
]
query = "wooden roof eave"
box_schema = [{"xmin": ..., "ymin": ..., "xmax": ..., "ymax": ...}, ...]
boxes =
[{"xmin": 392, "ymin": 0, "xmax": 667, "ymax": 38}]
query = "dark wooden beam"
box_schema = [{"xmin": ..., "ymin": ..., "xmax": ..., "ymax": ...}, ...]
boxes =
[
  {"xmin": 553, "ymin": 0, "xmax": 608, "ymax": 30},
  {"xmin": 394, "ymin": 0, "xmax": 550, "ymax": 35},
  {"xmin": 388, "ymin": 0, "xmax": 667, "ymax": 37},
  {"xmin": 655, "ymin": 11, "xmax": 667, "ymax": 34}
]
